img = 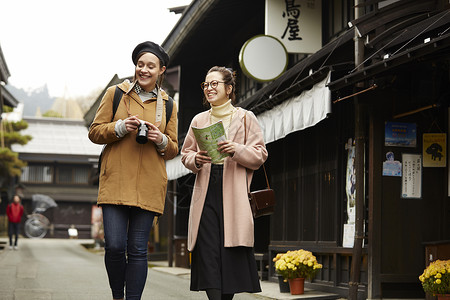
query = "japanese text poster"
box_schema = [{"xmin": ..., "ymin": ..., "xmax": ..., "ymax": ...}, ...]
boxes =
[{"xmin": 401, "ymin": 153, "xmax": 422, "ymax": 199}]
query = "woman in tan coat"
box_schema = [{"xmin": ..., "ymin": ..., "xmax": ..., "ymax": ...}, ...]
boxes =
[
  {"xmin": 181, "ymin": 66, "xmax": 267, "ymax": 300},
  {"xmin": 89, "ymin": 41, "xmax": 178, "ymax": 300}
]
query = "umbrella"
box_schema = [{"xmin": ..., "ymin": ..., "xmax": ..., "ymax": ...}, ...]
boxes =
[{"xmin": 31, "ymin": 194, "xmax": 58, "ymax": 212}]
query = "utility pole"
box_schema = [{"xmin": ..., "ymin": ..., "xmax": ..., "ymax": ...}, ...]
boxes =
[{"xmin": 349, "ymin": 0, "xmax": 365, "ymax": 299}]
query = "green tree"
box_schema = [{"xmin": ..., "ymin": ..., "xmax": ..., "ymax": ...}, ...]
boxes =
[
  {"xmin": 0, "ymin": 107, "xmax": 31, "ymax": 182},
  {"xmin": 0, "ymin": 148, "xmax": 26, "ymax": 178},
  {"xmin": 42, "ymin": 110, "xmax": 63, "ymax": 118}
]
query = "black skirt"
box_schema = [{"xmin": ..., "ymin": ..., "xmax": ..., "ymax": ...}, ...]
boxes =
[{"xmin": 190, "ymin": 164, "xmax": 261, "ymax": 294}]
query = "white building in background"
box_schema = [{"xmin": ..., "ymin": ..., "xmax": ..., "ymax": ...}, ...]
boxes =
[{"xmin": 11, "ymin": 117, "xmax": 103, "ymax": 238}]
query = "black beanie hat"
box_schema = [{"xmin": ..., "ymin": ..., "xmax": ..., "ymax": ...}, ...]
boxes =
[{"xmin": 132, "ymin": 41, "xmax": 170, "ymax": 67}]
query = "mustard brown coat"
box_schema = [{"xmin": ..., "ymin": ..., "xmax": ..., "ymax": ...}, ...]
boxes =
[
  {"xmin": 89, "ymin": 80, "xmax": 178, "ymax": 214},
  {"xmin": 181, "ymin": 108, "xmax": 267, "ymax": 251}
]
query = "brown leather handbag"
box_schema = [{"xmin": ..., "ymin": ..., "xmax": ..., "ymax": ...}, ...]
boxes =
[
  {"xmin": 244, "ymin": 113, "xmax": 276, "ymax": 218},
  {"xmin": 248, "ymin": 164, "xmax": 276, "ymax": 218}
]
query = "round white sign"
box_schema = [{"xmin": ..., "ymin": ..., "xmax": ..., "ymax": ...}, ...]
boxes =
[{"xmin": 239, "ymin": 35, "xmax": 288, "ymax": 82}]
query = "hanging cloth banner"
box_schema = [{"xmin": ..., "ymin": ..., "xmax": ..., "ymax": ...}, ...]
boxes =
[{"xmin": 257, "ymin": 71, "xmax": 331, "ymax": 144}]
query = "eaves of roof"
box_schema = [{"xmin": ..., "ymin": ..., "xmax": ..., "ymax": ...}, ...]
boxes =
[
  {"xmin": 169, "ymin": 5, "xmax": 188, "ymax": 14},
  {"xmin": 362, "ymin": 8, "xmax": 450, "ymax": 52},
  {"xmin": 1, "ymin": 84, "xmax": 19, "ymax": 107},
  {"xmin": 162, "ymin": 0, "xmax": 217, "ymax": 60},
  {"xmin": 22, "ymin": 185, "xmax": 99, "ymax": 202},
  {"xmin": 0, "ymin": 44, "xmax": 11, "ymax": 83},
  {"xmin": 350, "ymin": 0, "xmax": 438, "ymax": 37},
  {"xmin": 328, "ymin": 29, "xmax": 450, "ymax": 91},
  {"xmin": 19, "ymin": 153, "xmax": 98, "ymax": 164}
]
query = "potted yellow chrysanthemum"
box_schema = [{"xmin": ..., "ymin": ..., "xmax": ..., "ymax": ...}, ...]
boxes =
[
  {"xmin": 419, "ymin": 259, "xmax": 450, "ymax": 299},
  {"xmin": 273, "ymin": 249, "xmax": 323, "ymax": 295}
]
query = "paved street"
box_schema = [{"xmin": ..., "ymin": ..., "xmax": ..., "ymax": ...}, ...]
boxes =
[{"xmin": 0, "ymin": 238, "xmax": 339, "ymax": 300}]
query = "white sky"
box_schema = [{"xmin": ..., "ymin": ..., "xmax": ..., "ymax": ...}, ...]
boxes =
[{"xmin": 0, "ymin": 0, "xmax": 191, "ymax": 98}]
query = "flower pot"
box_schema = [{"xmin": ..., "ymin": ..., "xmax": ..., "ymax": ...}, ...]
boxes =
[
  {"xmin": 437, "ymin": 295, "xmax": 450, "ymax": 300},
  {"xmin": 277, "ymin": 275, "xmax": 290, "ymax": 293},
  {"xmin": 289, "ymin": 277, "xmax": 305, "ymax": 295}
]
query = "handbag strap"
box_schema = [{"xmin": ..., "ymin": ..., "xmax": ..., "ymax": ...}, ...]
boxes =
[
  {"xmin": 244, "ymin": 114, "xmax": 250, "ymax": 194},
  {"xmin": 262, "ymin": 164, "xmax": 271, "ymax": 189},
  {"xmin": 244, "ymin": 112, "xmax": 247, "ymax": 144},
  {"xmin": 244, "ymin": 113, "xmax": 271, "ymax": 191}
]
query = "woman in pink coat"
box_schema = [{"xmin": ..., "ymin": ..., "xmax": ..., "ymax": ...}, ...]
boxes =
[{"xmin": 181, "ymin": 66, "xmax": 268, "ymax": 300}]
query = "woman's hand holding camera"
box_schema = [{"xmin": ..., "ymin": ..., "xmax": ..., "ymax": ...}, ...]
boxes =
[
  {"xmin": 144, "ymin": 122, "xmax": 163, "ymax": 144},
  {"xmin": 124, "ymin": 115, "xmax": 141, "ymax": 132},
  {"xmin": 123, "ymin": 116, "xmax": 163, "ymax": 145}
]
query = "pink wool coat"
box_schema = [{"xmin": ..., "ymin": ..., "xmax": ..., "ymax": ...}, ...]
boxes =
[{"xmin": 181, "ymin": 108, "xmax": 268, "ymax": 251}]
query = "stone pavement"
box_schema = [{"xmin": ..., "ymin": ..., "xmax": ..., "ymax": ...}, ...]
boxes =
[
  {"xmin": 151, "ymin": 261, "xmax": 339, "ymax": 300},
  {"xmin": 0, "ymin": 238, "xmax": 339, "ymax": 300}
]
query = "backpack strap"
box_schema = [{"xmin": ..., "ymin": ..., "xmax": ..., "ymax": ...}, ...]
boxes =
[
  {"xmin": 165, "ymin": 96, "xmax": 173, "ymax": 126},
  {"xmin": 97, "ymin": 86, "xmax": 123, "ymax": 175},
  {"xmin": 111, "ymin": 86, "xmax": 123, "ymax": 122}
]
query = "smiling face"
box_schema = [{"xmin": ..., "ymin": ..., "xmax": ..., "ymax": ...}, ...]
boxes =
[
  {"xmin": 203, "ymin": 71, "xmax": 233, "ymax": 106},
  {"xmin": 135, "ymin": 52, "xmax": 166, "ymax": 92}
]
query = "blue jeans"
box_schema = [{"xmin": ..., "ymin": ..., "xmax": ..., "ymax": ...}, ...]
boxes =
[{"xmin": 102, "ymin": 205, "xmax": 156, "ymax": 300}]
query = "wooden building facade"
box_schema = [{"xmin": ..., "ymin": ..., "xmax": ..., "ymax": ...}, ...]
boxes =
[{"xmin": 162, "ymin": 0, "xmax": 450, "ymax": 298}]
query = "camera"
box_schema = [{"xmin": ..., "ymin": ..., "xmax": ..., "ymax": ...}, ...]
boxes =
[{"xmin": 136, "ymin": 121, "xmax": 149, "ymax": 144}]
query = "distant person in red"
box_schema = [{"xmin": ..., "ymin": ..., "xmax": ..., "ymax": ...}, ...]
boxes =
[{"xmin": 6, "ymin": 195, "xmax": 24, "ymax": 250}]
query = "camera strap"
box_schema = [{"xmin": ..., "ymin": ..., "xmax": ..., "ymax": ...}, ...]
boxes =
[
  {"xmin": 117, "ymin": 83, "xmax": 173, "ymax": 129},
  {"xmin": 154, "ymin": 88, "xmax": 164, "ymax": 127},
  {"xmin": 154, "ymin": 87, "xmax": 174, "ymax": 132}
]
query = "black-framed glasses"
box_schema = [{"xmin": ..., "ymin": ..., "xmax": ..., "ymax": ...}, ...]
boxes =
[{"xmin": 201, "ymin": 80, "xmax": 226, "ymax": 90}]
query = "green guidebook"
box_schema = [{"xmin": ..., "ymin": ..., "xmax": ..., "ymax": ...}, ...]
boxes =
[{"xmin": 192, "ymin": 120, "xmax": 229, "ymax": 164}]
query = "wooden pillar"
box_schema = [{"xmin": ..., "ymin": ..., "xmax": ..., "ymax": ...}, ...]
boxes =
[
  {"xmin": 349, "ymin": 0, "xmax": 365, "ymax": 298},
  {"xmin": 368, "ymin": 105, "xmax": 382, "ymax": 298}
]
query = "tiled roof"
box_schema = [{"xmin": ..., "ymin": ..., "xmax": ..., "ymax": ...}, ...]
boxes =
[{"xmin": 11, "ymin": 117, "xmax": 103, "ymax": 156}]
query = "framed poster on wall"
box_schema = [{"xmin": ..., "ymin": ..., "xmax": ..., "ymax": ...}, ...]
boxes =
[
  {"xmin": 385, "ymin": 122, "xmax": 417, "ymax": 147},
  {"xmin": 401, "ymin": 153, "xmax": 422, "ymax": 199},
  {"xmin": 423, "ymin": 133, "xmax": 446, "ymax": 167}
]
